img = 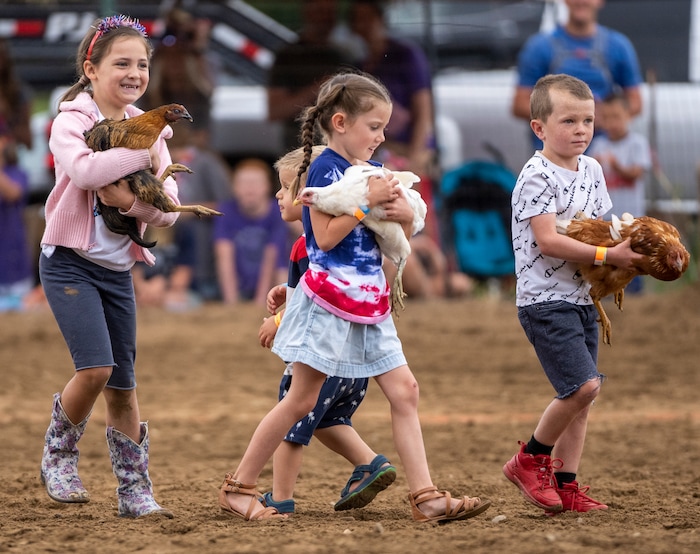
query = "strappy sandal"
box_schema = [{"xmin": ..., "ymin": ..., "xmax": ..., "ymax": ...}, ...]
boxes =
[
  {"xmin": 409, "ymin": 486, "xmax": 491, "ymax": 523},
  {"xmin": 219, "ymin": 473, "xmax": 287, "ymax": 520},
  {"xmin": 334, "ymin": 454, "xmax": 397, "ymax": 511}
]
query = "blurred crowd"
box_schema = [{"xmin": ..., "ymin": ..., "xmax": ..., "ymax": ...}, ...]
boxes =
[
  {"xmin": 1, "ymin": 0, "xmax": 478, "ymax": 314},
  {"xmin": 3, "ymin": 0, "xmax": 650, "ymax": 313}
]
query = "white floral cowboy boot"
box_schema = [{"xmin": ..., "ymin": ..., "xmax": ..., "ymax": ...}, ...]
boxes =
[
  {"xmin": 40, "ymin": 393, "xmax": 90, "ymax": 503},
  {"xmin": 106, "ymin": 422, "xmax": 173, "ymax": 518}
]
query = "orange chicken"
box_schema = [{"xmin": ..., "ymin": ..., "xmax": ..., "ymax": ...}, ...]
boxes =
[{"xmin": 556, "ymin": 211, "xmax": 690, "ymax": 344}]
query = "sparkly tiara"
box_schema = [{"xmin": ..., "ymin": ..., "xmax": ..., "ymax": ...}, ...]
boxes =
[{"xmin": 86, "ymin": 15, "xmax": 148, "ymax": 61}]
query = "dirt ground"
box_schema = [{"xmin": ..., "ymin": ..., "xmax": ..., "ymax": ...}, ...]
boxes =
[{"xmin": 1, "ymin": 279, "xmax": 699, "ymax": 554}]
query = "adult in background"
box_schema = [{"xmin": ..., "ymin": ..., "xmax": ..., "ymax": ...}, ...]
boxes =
[
  {"xmin": 267, "ymin": 0, "xmax": 354, "ymax": 152},
  {"xmin": 349, "ymin": 0, "xmax": 471, "ymax": 299},
  {"xmin": 512, "ymin": 0, "xmax": 643, "ymax": 150},
  {"xmin": 348, "ymin": 0, "xmax": 435, "ymax": 180},
  {"xmin": 0, "ymin": 38, "xmax": 33, "ymax": 151},
  {"xmin": 143, "ymin": 7, "xmax": 215, "ymax": 148}
]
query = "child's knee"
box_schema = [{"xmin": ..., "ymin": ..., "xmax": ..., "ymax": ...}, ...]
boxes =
[
  {"xmin": 576, "ymin": 377, "xmax": 603, "ymax": 404},
  {"xmin": 391, "ymin": 378, "xmax": 420, "ymax": 410},
  {"xmin": 282, "ymin": 394, "xmax": 317, "ymax": 419},
  {"xmin": 78, "ymin": 366, "xmax": 112, "ymax": 390}
]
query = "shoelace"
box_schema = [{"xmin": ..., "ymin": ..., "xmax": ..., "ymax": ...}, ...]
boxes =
[
  {"xmin": 568, "ymin": 483, "xmax": 594, "ymax": 500},
  {"xmin": 532, "ymin": 456, "xmax": 563, "ymax": 489}
]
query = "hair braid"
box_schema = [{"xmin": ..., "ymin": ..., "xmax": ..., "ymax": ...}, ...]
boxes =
[
  {"xmin": 293, "ymin": 105, "xmax": 320, "ymax": 198},
  {"xmin": 289, "ymin": 71, "xmax": 391, "ymax": 197}
]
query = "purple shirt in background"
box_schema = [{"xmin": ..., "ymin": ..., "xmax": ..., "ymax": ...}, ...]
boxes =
[
  {"xmin": 213, "ymin": 198, "xmax": 289, "ymax": 300},
  {"xmin": 359, "ymin": 36, "xmax": 433, "ymax": 147},
  {"xmin": 0, "ymin": 164, "xmax": 31, "ymax": 286}
]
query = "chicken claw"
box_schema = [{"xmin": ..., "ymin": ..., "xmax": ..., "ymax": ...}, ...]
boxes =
[
  {"xmin": 390, "ymin": 259, "xmax": 408, "ymax": 314},
  {"xmin": 159, "ymin": 163, "xmax": 193, "ymax": 182},
  {"xmin": 593, "ymin": 298, "xmax": 612, "ymax": 345},
  {"xmin": 157, "ymin": 163, "xmax": 223, "ymax": 217}
]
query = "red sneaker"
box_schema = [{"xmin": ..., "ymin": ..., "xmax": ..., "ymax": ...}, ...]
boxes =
[
  {"xmin": 545, "ymin": 481, "xmax": 608, "ymax": 515},
  {"xmin": 503, "ymin": 442, "xmax": 563, "ymax": 512}
]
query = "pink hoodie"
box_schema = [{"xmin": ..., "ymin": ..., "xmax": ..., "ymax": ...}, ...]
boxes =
[{"xmin": 41, "ymin": 92, "xmax": 180, "ymax": 266}]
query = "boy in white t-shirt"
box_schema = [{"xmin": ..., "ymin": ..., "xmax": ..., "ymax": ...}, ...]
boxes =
[{"xmin": 504, "ymin": 74, "xmax": 644, "ymax": 516}]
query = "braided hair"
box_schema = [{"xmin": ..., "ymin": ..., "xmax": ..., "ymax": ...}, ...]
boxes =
[{"xmin": 293, "ymin": 71, "xmax": 391, "ymax": 196}]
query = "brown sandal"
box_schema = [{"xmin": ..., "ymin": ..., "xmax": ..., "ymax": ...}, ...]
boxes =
[
  {"xmin": 409, "ymin": 486, "xmax": 491, "ymax": 523},
  {"xmin": 219, "ymin": 473, "xmax": 287, "ymax": 520}
]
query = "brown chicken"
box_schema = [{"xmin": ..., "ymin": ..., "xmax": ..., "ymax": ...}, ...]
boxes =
[
  {"xmin": 557, "ymin": 212, "xmax": 690, "ymax": 345},
  {"xmin": 83, "ymin": 103, "xmax": 222, "ymax": 248}
]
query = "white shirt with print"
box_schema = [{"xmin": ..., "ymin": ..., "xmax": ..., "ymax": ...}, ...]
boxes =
[{"xmin": 511, "ymin": 152, "xmax": 612, "ymax": 307}]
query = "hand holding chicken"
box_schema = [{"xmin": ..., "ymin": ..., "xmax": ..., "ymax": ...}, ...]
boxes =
[
  {"xmin": 297, "ymin": 165, "xmax": 427, "ymax": 312},
  {"xmin": 556, "ymin": 211, "xmax": 690, "ymax": 344}
]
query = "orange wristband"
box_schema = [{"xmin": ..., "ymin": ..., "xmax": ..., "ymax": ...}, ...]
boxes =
[
  {"xmin": 594, "ymin": 246, "xmax": 607, "ymax": 266},
  {"xmin": 274, "ymin": 311, "xmax": 282, "ymax": 327}
]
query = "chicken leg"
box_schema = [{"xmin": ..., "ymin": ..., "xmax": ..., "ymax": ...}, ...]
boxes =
[{"xmin": 149, "ymin": 164, "xmax": 223, "ymax": 217}]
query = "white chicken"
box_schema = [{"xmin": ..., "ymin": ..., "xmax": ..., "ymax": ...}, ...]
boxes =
[{"xmin": 296, "ymin": 165, "xmax": 427, "ymax": 312}]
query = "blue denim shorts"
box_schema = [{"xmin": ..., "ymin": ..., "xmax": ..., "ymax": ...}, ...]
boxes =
[
  {"xmin": 39, "ymin": 247, "xmax": 137, "ymax": 389},
  {"xmin": 272, "ymin": 286, "xmax": 407, "ymax": 379},
  {"xmin": 278, "ymin": 374, "xmax": 368, "ymax": 445},
  {"xmin": 517, "ymin": 300, "xmax": 603, "ymax": 399}
]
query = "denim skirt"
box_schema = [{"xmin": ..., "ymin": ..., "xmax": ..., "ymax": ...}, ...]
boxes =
[{"xmin": 271, "ymin": 286, "xmax": 407, "ymax": 379}]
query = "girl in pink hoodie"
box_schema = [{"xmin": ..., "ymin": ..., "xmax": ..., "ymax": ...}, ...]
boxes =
[{"xmin": 38, "ymin": 15, "xmax": 177, "ymax": 519}]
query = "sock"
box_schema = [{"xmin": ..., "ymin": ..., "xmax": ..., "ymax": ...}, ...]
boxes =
[
  {"xmin": 554, "ymin": 472, "xmax": 576, "ymax": 488},
  {"xmin": 524, "ymin": 435, "xmax": 553, "ymax": 457}
]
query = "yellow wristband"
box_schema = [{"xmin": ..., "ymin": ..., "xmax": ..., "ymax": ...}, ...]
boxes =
[
  {"xmin": 594, "ymin": 246, "xmax": 607, "ymax": 266},
  {"xmin": 274, "ymin": 311, "xmax": 282, "ymax": 327},
  {"xmin": 354, "ymin": 207, "xmax": 367, "ymax": 221}
]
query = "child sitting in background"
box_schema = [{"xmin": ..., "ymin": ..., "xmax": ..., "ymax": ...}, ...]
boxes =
[
  {"xmin": 0, "ymin": 123, "xmax": 33, "ymax": 311},
  {"xmin": 165, "ymin": 125, "xmax": 232, "ymax": 303},
  {"xmin": 257, "ymin": 145, "xmax": 396, "ymax": 514},
  {"xmin": 589, "ymin": 92, "xmax": 651, "ymax": 221},
  {"xmin": 589, "ymin": 92, "xmax": 652, "ymax": 293},
  {"xmin": 213, "ymin": 158, "xmax": 289, "ymax": 306}
]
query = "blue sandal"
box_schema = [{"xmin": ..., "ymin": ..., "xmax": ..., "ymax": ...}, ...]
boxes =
[
  {"xmin": 334, "ymin": 454, "xmax": 397, "ymax": 511},
  {"xmin": 260, "ymin": 491, "xmax": 295, "ymax": 514}
]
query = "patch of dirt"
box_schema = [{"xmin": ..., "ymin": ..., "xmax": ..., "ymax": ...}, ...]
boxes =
[{"xmin": 1, "ymin": 282, "xmax": 699, "ymax": 553}]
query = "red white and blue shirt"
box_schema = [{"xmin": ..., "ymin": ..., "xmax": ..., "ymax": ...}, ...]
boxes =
[{"xmin": 300, "ymin": 148, "xmax": 391, "ymax": 324}]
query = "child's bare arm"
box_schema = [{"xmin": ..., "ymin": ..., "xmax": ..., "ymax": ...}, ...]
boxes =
[
  {"xmin": 254, "ymin": 245, "xmax": 279, "ymax": 306},
  {"xmin": 366, "ymin": 173, "xmax": 398, "ymax": 206},
  {"xmin": 259, "ymin": 313, "xmax": 280, "ymax": 349},
  {"xmin": 381, "ymin": 188, "xmax": 414, "ymax": 238},
  {"xmin": 266, "ymin": 283, "xmax": 287, "ymax": 315},
  {"xmin": 531, "ymin": 213, "xmax": 645, "ymax": 269},
  {"xmin": 610, "ymin": 157, "xmax": 645, "ymax": 180},
  {"xmin": 97, "ymin": 179, "xmax": 136, "ymax": 211}
]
